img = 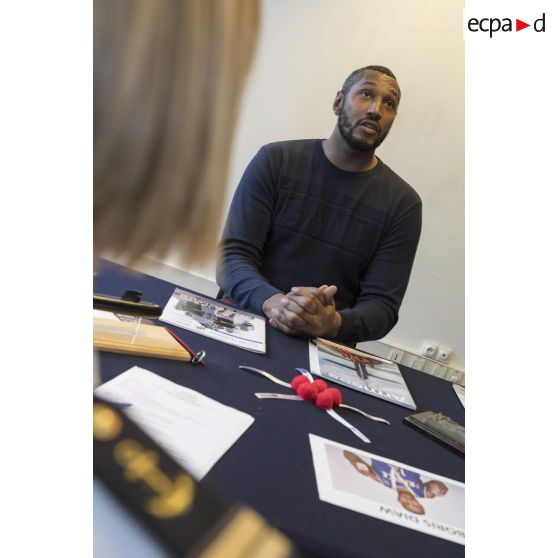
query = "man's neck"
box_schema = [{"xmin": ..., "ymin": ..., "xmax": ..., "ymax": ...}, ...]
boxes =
[{"xmin": 322, "ymin": 131, "xmax": 378, "ymax": 172}]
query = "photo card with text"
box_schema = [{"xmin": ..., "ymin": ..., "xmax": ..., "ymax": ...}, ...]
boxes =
[{"xmin": 309, "ymin": 434, "xmax": 464, "ymax": 545}]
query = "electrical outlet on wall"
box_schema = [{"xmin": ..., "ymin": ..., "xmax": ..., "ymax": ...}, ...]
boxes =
[
  {"xmin": 421, "ymin": 341, "xmax": 438, "ymax": 358},
  {"xmin": 435, "ymin": 347, "xmax": 452, "ymax": 363}
]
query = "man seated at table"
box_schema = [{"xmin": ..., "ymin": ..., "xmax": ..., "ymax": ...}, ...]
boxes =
[{"xmin": 217, "ymin": 65, "xmax": 422, "ymax": 345}]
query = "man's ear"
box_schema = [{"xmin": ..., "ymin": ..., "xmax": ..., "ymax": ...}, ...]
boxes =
[{"xmin": 333, "ymin": 91, "xmax": 344, "ymax": 115}]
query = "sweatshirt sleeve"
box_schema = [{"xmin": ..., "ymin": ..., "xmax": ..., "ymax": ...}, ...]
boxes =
[
  {"xmin": 217, "ymin": 146, "xmax": 282, "ymax": 314},
  {"xmin": 335, "ymin": 198, "xmax": 422, "ymax": 344}
]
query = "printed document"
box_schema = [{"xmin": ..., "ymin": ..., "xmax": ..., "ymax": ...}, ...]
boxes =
[
  {"xmin": 94, "ymin": 366, "xmax": 254, "ymax": 479},
  {"xmin": 160, "ymin": 288, "xmax": 266, "ymax": 353}
]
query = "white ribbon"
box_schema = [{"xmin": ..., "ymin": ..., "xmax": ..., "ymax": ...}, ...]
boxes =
[
  {"xmin": 255, "ymin": 393, "xmax": 303, "ymax": 401},
  {"xmin": 254, "ymin": 391, "xmax": 372, "ymax": 444},
  {"xmin": 339, "ymin": 404, "xmax": 391, "ymax": 425},
  {"xmin": 238, "ymin": 365, "xmax": 292, "ymax": 388},
  {"xmin": 243, "ymin": 365, "xmax": 387, "ymax": 442},
  {"xmin": 326, "ymin": 409, "xmax": 371, "ymax": 444}
]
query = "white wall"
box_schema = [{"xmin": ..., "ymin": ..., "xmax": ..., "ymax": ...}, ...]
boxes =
[{"xmin": 165, "ymin": 0, "xmax": 465, "ymax": 370}]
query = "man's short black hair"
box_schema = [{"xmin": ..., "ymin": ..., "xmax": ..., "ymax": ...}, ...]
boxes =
[{"xmin": 341, "ymin": 65, "xmax": 399, "ymax": 96}]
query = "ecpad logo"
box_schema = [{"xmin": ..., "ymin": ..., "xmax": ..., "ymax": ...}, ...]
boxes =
[{"xmin": 468, "ymin": 12, "xmax": 546, "ymax": 37}]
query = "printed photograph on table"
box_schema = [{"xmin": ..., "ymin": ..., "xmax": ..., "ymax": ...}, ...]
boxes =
[
  {"xmin": 309, "ymin": 434, "xmax": 464, "ymax": 545},
  {"xmin": 160, "ymin": 288, "xmax": 266, "ymax": 353},
  {"xmin": 309, "ymin": 338, "xmax": 416, "ymax": 410}
]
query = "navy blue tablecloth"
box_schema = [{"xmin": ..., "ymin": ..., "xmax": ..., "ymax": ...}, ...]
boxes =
[{"xmin": 95, "ymin": 259, "xmax": 465, "ymax": 558}]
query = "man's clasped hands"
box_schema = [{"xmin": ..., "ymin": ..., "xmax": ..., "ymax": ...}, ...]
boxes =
[{"xmin": 262, "ymin": 285, "xmax": 342, "ymax": 338}]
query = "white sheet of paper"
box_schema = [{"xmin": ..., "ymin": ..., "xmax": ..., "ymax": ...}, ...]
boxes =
[{"xmin": 94, "ymin": 366, "xmax": 254, "ymax": 479}]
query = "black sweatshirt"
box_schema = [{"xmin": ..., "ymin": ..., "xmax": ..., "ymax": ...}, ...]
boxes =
[{"xmin": 217, "ymin": 139, "xmax": 422, "ymax": 344}]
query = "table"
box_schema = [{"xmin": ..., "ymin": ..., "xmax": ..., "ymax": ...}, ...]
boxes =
[{"xmin": 94, "ymin": 259, "xmax": 465, "ymax": 558}]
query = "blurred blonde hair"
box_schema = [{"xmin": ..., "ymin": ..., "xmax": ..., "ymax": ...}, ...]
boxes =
[{"xmin": 94, "ymin": 0, "xmax": 259, "ymax": 265}]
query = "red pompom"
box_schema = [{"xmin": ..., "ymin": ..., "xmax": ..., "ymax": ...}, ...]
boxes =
[
  {"xmin": 313, "ymin": 379, "xmax": 328, "ymax": 393},
  {"xmin": 291, "ymin": 375, "xmax": 309, "ymax": 390},
  {"xmin": 315, "ymin": 391, "xmax": 334, "ymax": 410},
  {"xmin": 296, "ymin": 382, "xmax": 318, "ymax": 401},
  {"xmin": 326, "ymin": 387, "xmax": 342, "ymax": 406}
]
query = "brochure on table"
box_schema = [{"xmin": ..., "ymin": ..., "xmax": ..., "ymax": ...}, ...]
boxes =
[
  {"xmin": 94, "ymin": 367, "xmax": 254, "ymax": 479},
  {"xmin": 309, "ymin": 434, "xmax": 464, "ymax": 545},
  {"xmin": 309, "ymin": 338, "xmax": 416, "ymax": 410},
  {"xmin": 160, "ymin": 288, "xmax": 266, "ymax": 353}
]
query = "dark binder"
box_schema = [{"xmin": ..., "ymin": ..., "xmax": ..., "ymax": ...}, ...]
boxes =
[{"xmin": 93, "ymin": 396, "xmax": 305, "ymax": 557}]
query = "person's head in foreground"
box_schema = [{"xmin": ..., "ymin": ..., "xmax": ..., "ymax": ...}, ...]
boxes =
[{"xmin": 94, "ymin": 0, "xmax": 259, "ymax": 265}]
